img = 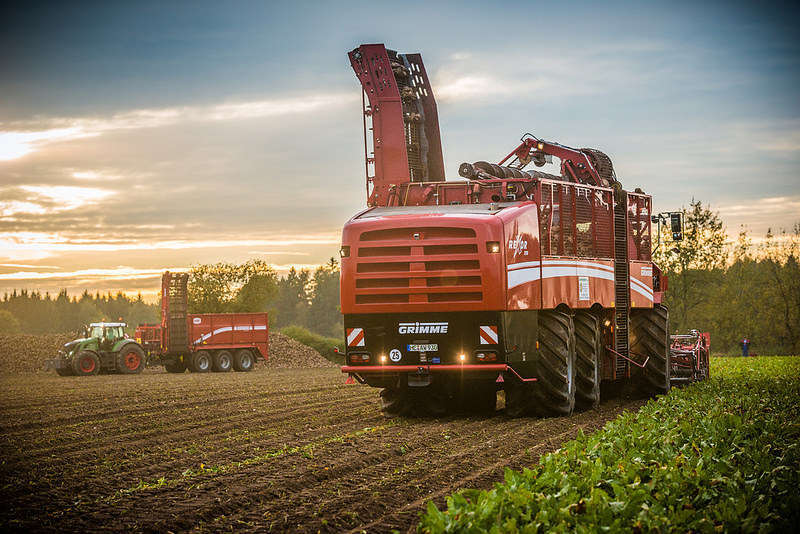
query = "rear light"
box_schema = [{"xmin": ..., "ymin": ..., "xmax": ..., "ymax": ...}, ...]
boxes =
[
  {"xmin": 459, "ymin": 353, "xmax": 467, "ymax": 362},
  {"xmin": 486, "ymin": 241, "xmax": 501, "ymax": 253},
  {"xmin": 339, "ymin": 245, "xmax": 350, "ymax": 258},
  {"xmin": 476, "ymin": 352, "xmax": 497, "ymax": 362},
  {"xmin": 349, "ymin": 353, "xmax": 370, "ymax": 363}
]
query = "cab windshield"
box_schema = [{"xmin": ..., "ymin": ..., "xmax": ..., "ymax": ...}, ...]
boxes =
[
  {"xmin": 105, "ymin": 326, "xmax": 124, "ymax": 340},
  {"xmin": 89, "ymin": 326, "xmax": 103, "ymax": 338}
]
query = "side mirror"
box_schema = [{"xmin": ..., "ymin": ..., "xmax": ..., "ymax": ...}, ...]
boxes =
[{"xmin": 670, "ymin": 213, "xmax": 683, "ymax": 241}]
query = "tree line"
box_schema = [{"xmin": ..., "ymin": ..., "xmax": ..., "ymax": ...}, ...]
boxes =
[
  {"xmin": 0, "ymin": 259, "xmax": 343, "ymax": 339},
  {"xmin": 654, "ymin": 200, "xmax": 799, "ymax": 355}
]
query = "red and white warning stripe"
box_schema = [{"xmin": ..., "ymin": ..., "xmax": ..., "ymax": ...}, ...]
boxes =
[
  {"xmin": 346, "ymin": 327, "xmax": 365, "ymax": 347},
  {"xmin": 479, "ymin": 325, "xmax": 498, "ymax": 345}
]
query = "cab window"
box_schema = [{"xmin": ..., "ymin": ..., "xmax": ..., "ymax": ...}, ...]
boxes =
[
  {"xmin": 90, "ymin": 326, "xmax": 103, "ymax": 338},
  {"xmin": 105, "ymin": 326, "xmax": 124, "ymax": 340}
]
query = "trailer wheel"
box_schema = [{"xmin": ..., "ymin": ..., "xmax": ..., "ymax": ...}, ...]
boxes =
[
  {"xmin": 233, "ymin": 349, "xmax": 254, "ymax": 372},
  {"xmin": 190, "ymin": 350, "xmax": 212, "ymax": 373},
  {"xmin": 530, "ymin": 310, "xmax": 576, "ymax": 417},
  {"xmin": 380, "ymin": 388, "xmax": 411, "ymax": 416},
  {"xmin": 72, "ymin": 351, "xmax": 100, "ymax": 376},
  {"xmin": 574, "ymin": 311, "xmax": 601, "ymax": 411},
  {"xmin": 164, "ymin": 358, "xmax": 186, "ymax": 373},
  {"xmin": 213, "ymin": 350, "xmax": 233, "ymax": 372},
  {"xmin": 117, "ymin": 345, "xmax": 145, "ymax": 374},
  {"xmin": 631, "ymin": 304, "xmax": 670, "ymax": 396}
]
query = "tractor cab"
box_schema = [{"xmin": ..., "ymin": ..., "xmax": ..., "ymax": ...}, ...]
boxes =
[{"xmin": 86, "ymin": 322, "xmax": 127, "ymax": 351}]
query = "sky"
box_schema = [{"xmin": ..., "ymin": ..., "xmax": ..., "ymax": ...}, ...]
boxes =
[{"xmin": 1, "ymin": 0, "xmax": 798, "ymax": 299}]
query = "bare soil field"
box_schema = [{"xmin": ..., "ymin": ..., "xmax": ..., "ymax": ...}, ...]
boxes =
[{"xmin": 0, "ymin": 369, "xmax": 644, "ymax": 532}]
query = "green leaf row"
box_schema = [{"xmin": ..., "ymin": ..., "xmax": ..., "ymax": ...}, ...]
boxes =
[{"xmin": 419, "ymin": 357, "xmax": 800, "ymax": 533}]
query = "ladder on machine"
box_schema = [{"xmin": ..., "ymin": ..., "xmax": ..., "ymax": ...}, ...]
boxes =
[{"xmin": 613, "ymin": 190, "xmax": 630, "ymax": 379}]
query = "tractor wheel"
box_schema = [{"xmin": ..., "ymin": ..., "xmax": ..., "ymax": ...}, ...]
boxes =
[
  {"xmin": 164, "ymin": 359, "xmax": 186, "ymax": 373},
  {"xmin": 530, "ymin": 311, "xmax": 576, "ymax": 417},
  {"xmin": 72, "ymin": 351, "xmax": 100, "ymax": 377},
  {"xmin": 213, "ymin": 350, "xmax": 233, "ymax": 372},
  {"xmin": 233, "ymin": 349, "xmax": 254, "ymax": 372},
  {"xmin": 55, "ymin": 366, "xmax": 74, "ymax": 377},
  {"xmin": 574, "ymin": 311, "xmax": 601, "ymax": 411},
  {"xmin": 380, "ymin": 388, "xmax": 412, "ymax": 416},
  {"xmin": 190, "ymin": 350, "xmax": 212, "ymax": 373},
  {"xmin": 117, "ymin": 345, "xmax": 145, "ymax": 374},
  {"xmin": 630, "ymin": 304, "xmax": 670, "ymax": 396}
]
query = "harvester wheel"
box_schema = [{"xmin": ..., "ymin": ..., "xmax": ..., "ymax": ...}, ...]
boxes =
[
  {"xmin": 190, "ymin": 350, "xmax": 212, "ymax": 373},
  {"xmin": 164, "ymin": 359, "xmax": 186, "ymax": 373},
  {"xmin": 117, "ymin": 345, "xmax": 145, "ymax": 374},
  {"xmin": 630, "ymin": 304, "xmax": 670, "ymax": 396},
  {"xmin": 530, "ymin": 311, "xmax": 576, "ymax": 417},
  {"xmin": 72, "ymin": 351, "xmax": 100, "ymax": 376},
  {"xmin": 380, "ymin": 388, "xmax": 411, "ymax": 416},
  {"xmin": 55, "ymin": 366, "xmax": 74, "ymax": 377},
  {"xmin": 213, "ymin": 350, "xmax": 233, "ymax": 372},
  {"xmin": 233, "ymin": 349, "xmax": 254, "ymax": 372},
  {"xmin": 574, "ymin": 311, "xmax": 601, "ymax": 411}
]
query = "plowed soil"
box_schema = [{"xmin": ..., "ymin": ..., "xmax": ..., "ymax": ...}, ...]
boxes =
[{"xmin": 0, "ymin": 370, "xmax": 644, "ymax": 532}]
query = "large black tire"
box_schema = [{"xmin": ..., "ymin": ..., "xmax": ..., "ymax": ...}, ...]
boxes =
[
  {"xmin": 117, "ymin": 344, "xmax": 146, "ymax": 374},
  {"xmin": 574, "ymin": 311, "xmax": 601, "ymax": 411},
  {"xmin": 233, "ymin": 349, "xmax": 254, "ymax": 372},
  {"xmin": 380, "ymin": 388, "xmax": 411, "ymax": 416},
  {"xmin": 190, "ymin": 350, "xmax": 212, "ymax": 373},
  {"xmin": 631, "ymin": 304, "xmax": 670, "ymax": 396},
  {"xmin": 164, "ymin": 359, "xmax": 186, "ymax": 373},
  {"xmin": 72, "ymin": 351, "xmax": 100, "ymax": 376},
  {"xmin": 213, "ymin": 350, "xmax": 233, "ymax": 372},
  {"xmin": 531, "ymin": 311, "xmax": 576, "ymax": 417}
]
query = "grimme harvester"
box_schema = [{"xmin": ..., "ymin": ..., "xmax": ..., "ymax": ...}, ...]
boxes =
[{"xmin": 339, "ymin": 43, "xmax": 709, "ymax": 416}]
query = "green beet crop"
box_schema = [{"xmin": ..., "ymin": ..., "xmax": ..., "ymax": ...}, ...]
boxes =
[{"xmin": 419, "ymin": 357, "xmax": 800, "ymax": 533}]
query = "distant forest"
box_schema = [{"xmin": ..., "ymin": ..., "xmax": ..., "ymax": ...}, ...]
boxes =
[
  {"xmin": 0, "ymin": 259, "xmax": 342, "ymax": 339},
  {"xmin": 1, "ymin": 201, "xmax": 798, "ymax": 354}
]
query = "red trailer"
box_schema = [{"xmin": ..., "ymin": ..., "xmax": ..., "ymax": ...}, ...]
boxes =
[{"xmin": 136, "ymin": 272, "xmax": 269, "ymax": 373}]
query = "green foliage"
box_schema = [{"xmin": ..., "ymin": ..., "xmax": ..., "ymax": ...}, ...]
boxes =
[
  {"xmin": 0, "ymin": 310, "xmax": 21, "ymax": 333},
  {"xmin": 654, "ymin": 202, "xmax": 799, "ymax": 354},
  {"xmin": 419, "ymin": 357, "xmax": 800, "ymax": 533},
  {"xmin": 188, "ymin": 259, "xmax": 278, "ymax": 315},
  {"xmin": 280, "ymin": 325, "xmax": 344, "ymax": 365}
]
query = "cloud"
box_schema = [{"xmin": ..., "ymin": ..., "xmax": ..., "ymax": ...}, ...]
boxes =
[
  {"xmin": 0, "ymin": 185, "xmax": 114, "ymax": 217},
  {"xmin": 0, "ymin": 92, "xmax": 356, "ymax": 160}
]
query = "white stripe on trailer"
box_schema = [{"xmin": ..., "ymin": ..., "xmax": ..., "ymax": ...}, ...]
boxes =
[
  {"xmin": 479, "ymin": 325, "xmax": 499, "ymax": 344},
  {"xmin": 193, "ymin": 324, "xmax": 267, "ymax": 344}
]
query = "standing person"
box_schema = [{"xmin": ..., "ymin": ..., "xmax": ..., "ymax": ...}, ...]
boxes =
[{"xmin": 740, "ymin": 337, "xmax": 750, "ymax": 357}]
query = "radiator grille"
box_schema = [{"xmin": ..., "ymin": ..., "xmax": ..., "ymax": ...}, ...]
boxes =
[{"xmin": 353, "ymin": 226, "xmax": 483, "ymax": 305}]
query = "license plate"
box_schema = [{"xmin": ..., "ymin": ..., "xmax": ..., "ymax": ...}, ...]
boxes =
[{"xmin": 407, "ymin": 344, "xmax": 438, "ymax": 352}]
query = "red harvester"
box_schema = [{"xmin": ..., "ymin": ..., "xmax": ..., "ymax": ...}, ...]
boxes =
[
  {"xmin": 339, "ymin": 44, "xmax": 707, "ymax": 416},
  {"xmin": 135, "ymin": 272, "xmax": 268, "ymax": 373}
]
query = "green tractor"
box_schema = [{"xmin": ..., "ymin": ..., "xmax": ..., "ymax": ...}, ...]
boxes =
[{"xmin": 46, "ymin": 322, "xmax": 147, "ymax": 377}]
